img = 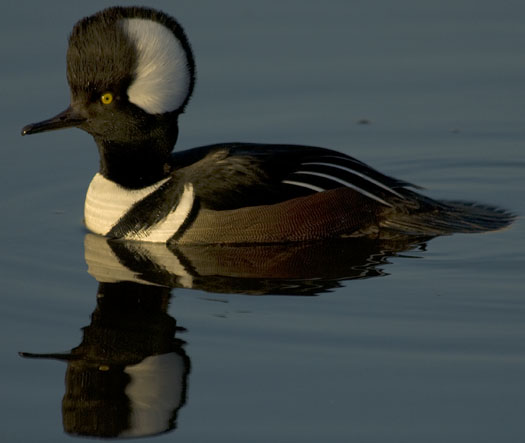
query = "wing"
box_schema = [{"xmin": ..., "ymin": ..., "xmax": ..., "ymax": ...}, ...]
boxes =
[{"xmin": 169, "ymin": 142, "xmax": 417, "ymax": 210}]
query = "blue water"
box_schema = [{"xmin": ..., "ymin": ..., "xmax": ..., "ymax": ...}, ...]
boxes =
[{"xmin": 1, "ymin": 1, "xmax": 525, "ymax": 442}]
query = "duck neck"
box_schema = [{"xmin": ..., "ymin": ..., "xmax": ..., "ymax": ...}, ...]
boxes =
[{"xmin": 95, "ymin": 138, "xmax": 173, "ymax": 189}]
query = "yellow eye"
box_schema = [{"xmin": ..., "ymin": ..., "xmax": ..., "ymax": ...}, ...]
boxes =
[{"xmin": 100, "ymin": 92, "xmax": 113, "ymax": 105}]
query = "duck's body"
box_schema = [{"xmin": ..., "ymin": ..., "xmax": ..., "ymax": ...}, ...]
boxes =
[
  {"xmin": 22, "ymin": 7, "xmax": 513, "ymax": 244},
  {"xmin": 83, "ymin": 141, "xmax": 511, "ymax": 243},
  {"xmin": 84, "ymin": 142, "xmax": 407, "ymax": 243}
]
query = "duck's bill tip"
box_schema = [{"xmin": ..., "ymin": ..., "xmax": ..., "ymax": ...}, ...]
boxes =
[
  {"xmin": 21, "ymin": 106, "xmax": 85, "ymax": 136},
  {"xmin": 21, "ymin": 124, "xmax": 37, "ymax": 136}
]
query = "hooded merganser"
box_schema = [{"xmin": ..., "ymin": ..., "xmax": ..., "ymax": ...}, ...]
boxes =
[{"xmin": 21, "ymin": 7, "xmax": 513, "ymax": 244}]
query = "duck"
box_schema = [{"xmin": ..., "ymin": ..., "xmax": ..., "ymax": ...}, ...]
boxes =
[{"xmin": 21, "ymin": 6, "xmax": 513, "ymax": 244}]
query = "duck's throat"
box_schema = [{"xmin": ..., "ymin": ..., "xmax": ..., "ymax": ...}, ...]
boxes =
[{"xmin": 96, "ymin": 139, "xmax": 171, "ymax": 189}]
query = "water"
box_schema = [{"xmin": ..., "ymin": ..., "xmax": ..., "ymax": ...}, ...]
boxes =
[{"xmin": 1, "ymin": 0, "xmax": 525, "ymax": 441}]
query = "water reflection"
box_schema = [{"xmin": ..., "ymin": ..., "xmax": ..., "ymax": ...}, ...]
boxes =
[
  {"xmin": 20, "ymin": 233, "xmax": 430, "ymax": 438},
  {"xmin": 21, "ymin": 281, "xmax": 190, "ymax": 438},
  {"xmin": 85, "ymin": 233, "xmax": 431, "ymax": 295}
]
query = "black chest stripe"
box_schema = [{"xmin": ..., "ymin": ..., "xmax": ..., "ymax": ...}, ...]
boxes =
[{"xmin": 107, "ymin": 179, "xmax": 182, "ymax": 238}]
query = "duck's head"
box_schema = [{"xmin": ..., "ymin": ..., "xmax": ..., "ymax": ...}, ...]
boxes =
[{"xmin": 22, "ymin": 7, "xmax": 195, "ymax": 186}]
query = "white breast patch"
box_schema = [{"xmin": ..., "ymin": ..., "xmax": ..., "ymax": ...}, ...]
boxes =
[{"xmin": 84, "ymin": 173, "xmax": 169, "ymax": 236}]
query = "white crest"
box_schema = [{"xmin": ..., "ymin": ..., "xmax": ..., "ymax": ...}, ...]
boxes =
[{"xmin": 122, "ymin": 18, "xmax": 191, "ymax": 114}]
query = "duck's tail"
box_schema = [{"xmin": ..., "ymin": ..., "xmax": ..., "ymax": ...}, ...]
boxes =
[{"xmin": 380, "ymin": 196, "xmax": 516, "ymax": 236}]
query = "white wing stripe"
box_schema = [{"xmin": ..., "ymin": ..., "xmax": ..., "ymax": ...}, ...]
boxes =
[
  {"xmin": 301, "ymin": 162, "xmax": 404, "ymax": 198},
  {"xmin": 282, "ymin": 180, "xmax": 325, "ymax": 193},
  {"xmin": 294, "ymin": 171, "xmax": 393, "ymax": 207}
]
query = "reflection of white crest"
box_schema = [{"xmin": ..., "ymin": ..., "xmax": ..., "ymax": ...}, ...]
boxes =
[
  {"xmin": 123, "ymin": 18, "xmax": 191, "ymax": 114},
  {"xmin": 121, "ymin": 353, "xmax": 186, "ymax": 437}
]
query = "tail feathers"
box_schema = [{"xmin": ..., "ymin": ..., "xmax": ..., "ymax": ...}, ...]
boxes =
[{"xmin": 381, "ymin": 200, "xmax": 516, "ymax": 236}]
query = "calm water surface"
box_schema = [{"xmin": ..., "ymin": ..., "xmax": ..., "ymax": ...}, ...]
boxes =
[{"xmin": 1, "ymin": 1, "xmax": 524, "ymax": 442}]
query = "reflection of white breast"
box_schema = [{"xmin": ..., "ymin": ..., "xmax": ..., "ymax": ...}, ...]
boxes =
[
  {"xmin": 121, "ymin": 353, "xmax": 187, "ymax": 438},
  {"xmin": 84, "ymin": 173, "xmax": 168, "ymax": 236},
  {"xmin": 84, "ymin": 233, "xmax": 194, "ymax": 288}
]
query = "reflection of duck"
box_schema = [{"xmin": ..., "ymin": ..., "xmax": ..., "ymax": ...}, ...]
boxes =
[
  {"xmin": 19, "ymin": 231, "xmax": 428, "ymax": 438},
  {"xmin": 85, "ymin": 232, "xmax": 431, "ymax": 295},
  {"xmin": 22, "ymin": 6, "xmax": 513, "ymax": 244},
  {"xmin": 21, "ymin": 282, "xmax": 190, "ymax": 439}
]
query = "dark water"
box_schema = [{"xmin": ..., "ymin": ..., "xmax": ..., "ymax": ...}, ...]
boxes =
[{"xmin": 2, "ymin": 1, "xmax": 525, "ymax": 442}]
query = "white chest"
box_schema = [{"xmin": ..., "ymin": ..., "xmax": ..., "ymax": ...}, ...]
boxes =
[
  {"xmin": 84, "ymin": 174, "xmax": 196, "ymax": 243},
  {"xmin": 84, "ymin": 173, "xmax": 168, "ymax": 236}
]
